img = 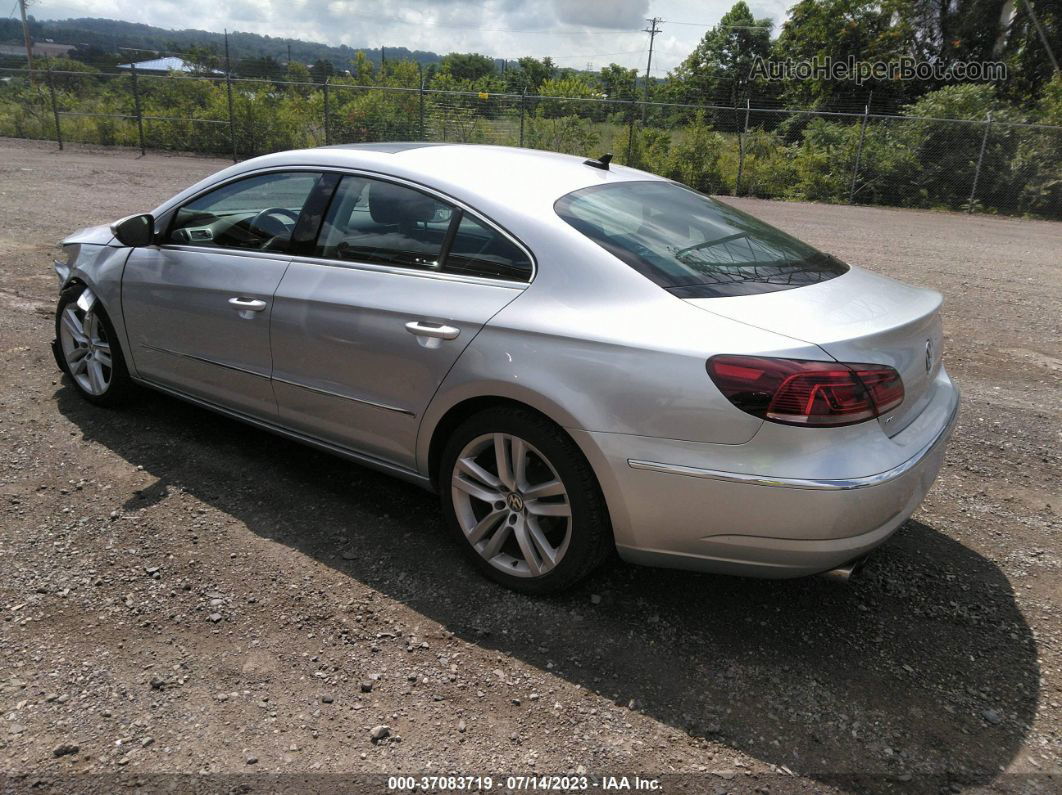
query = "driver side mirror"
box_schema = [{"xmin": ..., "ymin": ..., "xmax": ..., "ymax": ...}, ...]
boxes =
[{"xmin": 110, "ymin": 213, "xmax": 155, "ymax": 247}]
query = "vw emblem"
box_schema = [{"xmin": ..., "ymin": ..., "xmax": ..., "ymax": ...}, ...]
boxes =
[
  {"xmin": 506, "ymin": 492, "xmax": 524, "ymax": 512},
  {"xmin": 925, "ymin": 339, "xmax": 933, "ymax": 373}
]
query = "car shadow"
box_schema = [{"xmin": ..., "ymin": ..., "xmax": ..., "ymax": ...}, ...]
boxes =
[{"xmin": 55, "ymin": 384, "xmax": 1040, "ymax": 792}]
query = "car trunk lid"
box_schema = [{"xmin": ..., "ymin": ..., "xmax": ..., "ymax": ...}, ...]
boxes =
[{"xmin": 686, "ymin": 266, "xmax": 944, "ymax": 436}]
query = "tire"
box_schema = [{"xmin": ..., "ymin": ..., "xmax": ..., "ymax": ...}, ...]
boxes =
[
  {"xmin": 439, "ymin": 406, "xmax": 612, "ymax": 594},
  {"xmin": 55, "ymin": 284, "xmax": 136, "ymax": 407}
]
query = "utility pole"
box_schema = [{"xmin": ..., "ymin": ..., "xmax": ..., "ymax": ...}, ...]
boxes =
[
  {"xmin": 18, "ymin": 0, "xmax": 34, "ymax": 77},
  {"xmin": 287, "ymin": 43, "xmax": 292, "ymax": 64},
  {"xmin": 642, "ymin": 17, "xmax": 661, "ymax": 120},
  {"xmin": 224, "ymin": 29, "xmax": 237, "ymax": 162}
]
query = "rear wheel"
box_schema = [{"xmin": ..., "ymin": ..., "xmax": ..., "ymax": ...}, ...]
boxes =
[
  {"xmin": 55, "ymin": 285, "xmax": 135, "ymax": 407},
  {"xmin": 440, "ymin": 407, "xmax": 612, "ymax": 594}
]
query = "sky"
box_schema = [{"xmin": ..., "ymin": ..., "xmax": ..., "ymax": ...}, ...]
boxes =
[{"xmin": 25, "ymin": 0, "xmax": 793, "ymax": 75}]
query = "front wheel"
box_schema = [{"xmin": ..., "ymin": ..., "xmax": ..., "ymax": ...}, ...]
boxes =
[
  {"xmin": 55, "ymin": 285, "xmax": 135, "ymax": 407},
  {"xmin": 439, "ymin": 407, "xmax": 612, "ymax": 594}
]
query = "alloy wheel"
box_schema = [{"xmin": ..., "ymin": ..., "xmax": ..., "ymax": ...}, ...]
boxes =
[
  {"xmin": 451, "ymin": 432, "xmax": 572, "ymax": 578},
  {"xmin": 58, "ymin": 305, "xmax": 112, "ymax": 396}
]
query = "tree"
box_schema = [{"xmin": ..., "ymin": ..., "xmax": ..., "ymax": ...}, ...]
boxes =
[
  {"xmin": 667, "ymin": 2, "xmax": 772, "ymax": 110},
  {"xmin": 903, "ymin": 83, "xmax": 1021, "ymax": 209},
  {"xmin": 439, "ymin": 52, "xmax": 495, "ymax": 82},
  {"xmin": 310, "ymin": 59, "xmax": 335, "ymax": 84},
  {"xmin": 184, "ymin": 44, "xmax": 222, "ymax": 75},
  {"xmin": 773, "ymin": 0, "xmax": 921, "ymax": 111},
  {"xmin": 504, "ymin": 56, "xmax": 557, "ymax": 93},
  {"xmin": 911, "ymin": 0, "xmax": 1061, "ymax": 108},
  {"xmin": 350, "ymin": 51, "xmax": 375, "ymax": 85},
  {"xmin": 240, "ymin": 56, "xmax": 285, "ymax": 82},
  {"xmin": 598, "ymin": 63, "xmax": 637, "ymax": 100}
]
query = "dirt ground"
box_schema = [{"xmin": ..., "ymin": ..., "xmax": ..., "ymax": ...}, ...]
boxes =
[{"xmin": 0, "ymin": 137, "xmax": 1059, "ymax": 793}]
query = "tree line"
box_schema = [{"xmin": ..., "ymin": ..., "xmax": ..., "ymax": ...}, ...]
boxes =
[{"xmin": 1, "ymin": 2, "xmax": 1058, "ymax": 217}]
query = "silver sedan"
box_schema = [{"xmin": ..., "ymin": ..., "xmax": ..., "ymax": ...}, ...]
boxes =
[{"xmin": 51, "ymin": 143, "xmax": 959, "ymax": 593}]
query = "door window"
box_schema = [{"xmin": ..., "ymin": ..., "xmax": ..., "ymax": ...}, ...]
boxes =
[
  {"xmin": 167, "ymin": 171, "xmax": 322, "ymax": 253},
  {"xmin": 316, "ymin": 176, "xmax": 454, "ymax": 271}
]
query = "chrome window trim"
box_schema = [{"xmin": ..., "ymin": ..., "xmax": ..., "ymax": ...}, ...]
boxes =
[
  {"xmin": 628, "ymin": 400, "xmax": 959, "ymax": 492},
  {"xmin": 154, "ymin": 244, "xmax": 295, "ymax": 262},
  {"xmin": 285, "ymin": 253, "xmax": 528, "ymax": 289},
  {"xmin": 157, "ymin": 164, "xmax": 537, "ymax": 284}
]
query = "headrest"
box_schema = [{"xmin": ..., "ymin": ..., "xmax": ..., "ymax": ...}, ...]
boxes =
[{"xmin": 368, "ymin": 181, "xmax": 438, "ymax": 225}]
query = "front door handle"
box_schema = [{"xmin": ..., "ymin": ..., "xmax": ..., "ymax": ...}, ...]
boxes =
[
  {"xmin": 229, "ymin": 297, "xmax": 267, "ymax": 311},
  {"xmin": 405, "ymin": 321, "xmax": 460, "ymax": 340}
]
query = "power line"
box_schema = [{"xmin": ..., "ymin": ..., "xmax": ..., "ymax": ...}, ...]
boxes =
[
  {"xmin": 665, "ymin": 20, "xmax": 771, "ymax": 30},
  {"xmin": 332, "ymin": 12, "xmax": 637, "ymax": 35},
  {"xmin": 551, "ymin": 48, "xmax": 645, "ymax": 61}
]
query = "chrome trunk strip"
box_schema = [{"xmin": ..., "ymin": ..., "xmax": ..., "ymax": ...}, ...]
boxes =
[{"xmin": 628, "ymin": 400, "xmax": 959, "ymax": 491}]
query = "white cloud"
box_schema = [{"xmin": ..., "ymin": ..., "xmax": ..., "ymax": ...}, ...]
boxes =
[{"xmin": 552, "ymin": 0, "xmax": 649, "ymax": 30}]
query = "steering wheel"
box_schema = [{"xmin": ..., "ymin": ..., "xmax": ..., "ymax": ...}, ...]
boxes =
[{"xmin": 249, "ymin": 207, "xmax": 300, "ymax": 243}]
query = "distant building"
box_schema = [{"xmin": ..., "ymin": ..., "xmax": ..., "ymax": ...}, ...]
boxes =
[{"xmin": 116, "ymin": 56, "xmax": 222, "ymax": 75}]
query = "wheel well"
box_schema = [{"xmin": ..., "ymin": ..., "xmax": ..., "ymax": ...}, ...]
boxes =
[{"xmin": 427, "ymin": 396, "xmax": 559, "ymax": 489}]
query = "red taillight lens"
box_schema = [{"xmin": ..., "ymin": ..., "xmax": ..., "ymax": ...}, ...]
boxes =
[{"xmin": 707, "ymin": 355, "xmax": 904, "ymax": 427}]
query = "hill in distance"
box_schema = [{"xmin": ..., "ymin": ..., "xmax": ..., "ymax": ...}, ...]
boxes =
[{"xmin": 2, "ymin": 16, "xmax": 447, "ymax": 69}]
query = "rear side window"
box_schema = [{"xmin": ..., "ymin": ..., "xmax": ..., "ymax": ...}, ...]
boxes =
[
  {"xmin": 555, "ymin": 181, "xmax": 847, "ymax": 298},
  {"xmin": 316, "ymin": 174, "xmax": 532, "ymax": 282},
  {"xmin": 444, "ymin": 214, "xmax": 532, "ymax": 281},
  {"xmin": 317, "ymin": 176, "xmax": 454, "ymax": 270}
]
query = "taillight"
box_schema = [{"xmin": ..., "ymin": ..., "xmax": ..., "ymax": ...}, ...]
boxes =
[{"xmin": 707, "ymin": 355, "xmax": 904, "ymax": 427}]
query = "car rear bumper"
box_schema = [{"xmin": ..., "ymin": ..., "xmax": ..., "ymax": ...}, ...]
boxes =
[{"xmin": 571, "ymin": 369, "xmax": 960, "ymax": 578}]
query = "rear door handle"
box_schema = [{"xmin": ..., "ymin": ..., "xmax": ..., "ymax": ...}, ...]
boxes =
[
  {"xmin": 228, "ymin": 297, "xmax": 267, "ymax": 311},
  {"xmin": 405, "ymin": 321, "xmax": 460, "ymax": 340}
]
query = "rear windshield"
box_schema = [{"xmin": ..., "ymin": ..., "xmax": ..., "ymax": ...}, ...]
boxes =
[{"xmin": 554, "ymin": 181, "xmax": 847, "ymax": 298}]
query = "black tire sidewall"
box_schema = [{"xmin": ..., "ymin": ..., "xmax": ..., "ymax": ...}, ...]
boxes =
[{"xmin": 439, "ymin": 407, "xmax": 610, "ymax": 594}]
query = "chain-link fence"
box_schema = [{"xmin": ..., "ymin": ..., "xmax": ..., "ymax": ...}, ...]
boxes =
[{"xmin": 2, "ymin": 66, "xmax": 1060, "ymax": 219}]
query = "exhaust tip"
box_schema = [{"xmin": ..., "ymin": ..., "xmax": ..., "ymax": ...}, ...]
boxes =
[{"xmin": 820, "ymin": 556, "xmax": 868, "ymax": 583}]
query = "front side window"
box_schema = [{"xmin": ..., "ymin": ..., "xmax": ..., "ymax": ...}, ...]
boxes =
[
  {"xmin": 555, "ymin": 181, "xmax": 847, "ymax": 298},
  {"xmin": 167, "ymin": 171, "xmax": 322, "ymax": 252},
  {"xmin": 316, "ymin": 176, "xmax": 454, "ymax": 270}
]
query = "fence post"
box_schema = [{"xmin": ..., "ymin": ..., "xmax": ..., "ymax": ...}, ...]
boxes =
[
  {"xmin": 46, "ymin": 68, "xmax": 63, "ymax": 151},
  {"xmin": 225, "ymin": 72, "xmax": 237, "ymax": 162},
  {"xmin": 519, "ymin": 89, "xmax": 526, "ymax": 148},
  {"xmin": 130, "ymin": 62, "xmax": 146, "ymax": 156},
  {"xmin": 626, "ymin": 99, "xmax": 636, "ymax": 166},
  {"xmin": 418, "ymin": 69, "xmax": 426, "ymax": 140},
  {"xmin": 322, "ymin": 77, "xmax": 331, "ymax": 146},
  {"xmin": 735, "ymin": 98, "xmax": 750, "ymax": 196},
  {"xmin": 968, "ymin": 112, "xmax": 992, "ymax": 213},
  {"xmin": 848, "ymin": 102, "xmax": 870, "ymax": 204}
]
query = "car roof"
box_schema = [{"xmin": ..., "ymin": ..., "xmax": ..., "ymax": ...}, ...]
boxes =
[{"xmin": 213, "ymin": 143, "xmax": 664, "ymax": 218}]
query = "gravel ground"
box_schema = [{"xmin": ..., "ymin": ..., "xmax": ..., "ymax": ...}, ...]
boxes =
[{"xmin": 0, "ymin": 138, "xmax": 1059, "ymax": 793}]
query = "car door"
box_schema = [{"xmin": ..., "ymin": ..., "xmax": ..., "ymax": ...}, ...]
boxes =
[
  {"xmin": 270, "ymin": 173, "xmax": 533, "ymax": 470},
  {"xmin": 123, "ymin": 170, "xmax": 327, "ymax": 419}
]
